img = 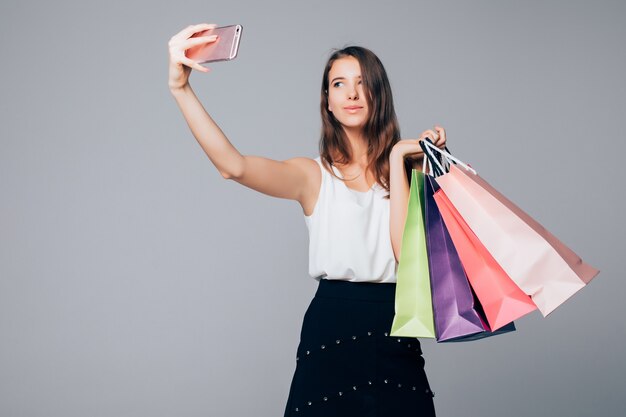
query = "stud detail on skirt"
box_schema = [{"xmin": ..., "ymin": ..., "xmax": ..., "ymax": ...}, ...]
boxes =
[
  {"xmin": 293, "ymin": 378, "xmax": 433, "ymax": 412},
  {"xmin": 294, "ymin": 329, "xmax": 423, "ymax": 365},
  {"xmin": 297, "ymin": 330, "xmax": 379, "ymax": 360}
]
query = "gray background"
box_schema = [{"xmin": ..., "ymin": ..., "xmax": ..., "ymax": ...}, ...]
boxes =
[{"xmin": 1, "ymin": 0, "xmax": 624, "ymax": 416}]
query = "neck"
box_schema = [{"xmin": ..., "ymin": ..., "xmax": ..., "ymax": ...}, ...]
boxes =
[{"xmin": 342, "ymin": 125, "xmax": 369, "ymax": 166}]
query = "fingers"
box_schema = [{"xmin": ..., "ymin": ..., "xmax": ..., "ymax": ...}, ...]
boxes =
[
  {"xmin": 169, "ymin": 23, "xmax": 218, "ymax": 73},
  {"xmin": 418, "ymin": 126, "xmax": 447, "ymax": 148},
  {"xmin": 184, "ymin": 34, "xmax": 218, "ymax": 48},
  {"xmin": 180, "ymin": 56, "xmax": 210, "ymax": 72},
  {"xmin": 395, "ymin": 124, "xmax": 448, "ymax": 158},
  {"xmin": 433, "ymin": 125, "xmax": 447, "ymax": 148},
  {"xmin": 174, "ymin": 23, "xmax": 218, "ymax": 41},
  {"xmin": 419, "ymin": 129, "xmax": 439, "ymax": 144}
]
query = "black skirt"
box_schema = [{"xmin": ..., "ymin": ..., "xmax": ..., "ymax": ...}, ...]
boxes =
[{"xmin": 284, "ymin": 278, "xmax": 437, "ymax": 417}]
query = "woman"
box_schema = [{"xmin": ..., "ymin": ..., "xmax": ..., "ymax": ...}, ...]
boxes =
[{"xmin": 168, "ymin": 23, "xmax": 447, "ymax": 416}]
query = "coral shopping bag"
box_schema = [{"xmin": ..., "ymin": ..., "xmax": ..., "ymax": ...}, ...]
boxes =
[
  {"xmin": 424, "ymin": 169, "xmax": 516, "ymax": 342},
  {"xmin": 423, "ymin": 140, "xmax": 600, "ymax": 316},
  {"xmin": 390, "ymin": 169, "xmax": 435, "ymax": 338},
  {"xmin": 433, "ymin": 179, "xmax": 537, "ymax": 330}
]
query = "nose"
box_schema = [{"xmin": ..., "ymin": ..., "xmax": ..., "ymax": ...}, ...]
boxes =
[{"xmin": 348, "ymin": 84, "xmax": 359, "ymax": 100}]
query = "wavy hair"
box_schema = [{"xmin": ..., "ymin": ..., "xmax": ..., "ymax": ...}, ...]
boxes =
[{"xmin": 318, "ymin": 45, "xmax": 411, "ymax": 199}]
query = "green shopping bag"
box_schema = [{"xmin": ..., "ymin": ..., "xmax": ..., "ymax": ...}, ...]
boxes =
[{"xmin": 390, "ymin": 169, "xmax": 435, "ymax": 338}]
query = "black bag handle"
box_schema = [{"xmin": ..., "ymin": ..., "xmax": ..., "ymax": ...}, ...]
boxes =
[
  {"xmin": 420, "ymin": 137, "xmax": 456, "ymax": 177},
  {"xmin": 419, "ymin": 138, "xmax": 444, "ymax": 177}
]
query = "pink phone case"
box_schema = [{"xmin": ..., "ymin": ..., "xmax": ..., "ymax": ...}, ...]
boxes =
[{"xmin": 186, "ymin": 24, "xmax": 243, "ymax": 65}]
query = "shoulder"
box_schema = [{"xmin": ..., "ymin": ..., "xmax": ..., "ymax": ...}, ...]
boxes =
[
  {"xmin": 286, "ymin": 157, "xmax": 323, "ymax": 214},
  {"xmin": 284, "ymin": 157, "xmax": 321, "ymax": 179}
]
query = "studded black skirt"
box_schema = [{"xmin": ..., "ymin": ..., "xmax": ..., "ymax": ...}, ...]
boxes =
[{"xmin": 283, "ymin": 277, "xmax": 437, "ymax": 417}]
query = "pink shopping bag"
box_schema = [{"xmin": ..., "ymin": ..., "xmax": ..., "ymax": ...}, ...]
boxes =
[
  {"xmin": 434, "ymin": 188, "xmax": 537, "ymax": 331},
  {"xmin": 424, "ymin": 141, "xmax": 599, "ymax": 316},
  {"xmin": 459, "ymin": 167, "xmax": 598, "ymax": 285}
]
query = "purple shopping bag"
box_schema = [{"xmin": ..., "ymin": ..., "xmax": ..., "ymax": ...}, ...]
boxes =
[{"xmin": 423, "ymin": 154, "xmax": 516, "ymax": 342}]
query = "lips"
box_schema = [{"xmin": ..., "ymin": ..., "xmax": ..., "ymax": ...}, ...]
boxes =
[{"xmin": 344, "ymin": 106, "xmax": 363, "ymax": 110}]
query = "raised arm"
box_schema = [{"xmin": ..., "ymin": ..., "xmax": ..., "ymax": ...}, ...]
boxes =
[
  {"xmin": 389, "ymin": 127, "xmax": 447, "ymax": 263},
  {"xmin": 168, "ymin": 24, "xmax": 314, "ymax": 206},
  {"xmin": 170, "ymin": 79, "xmax": 316, "ymax": 206}
]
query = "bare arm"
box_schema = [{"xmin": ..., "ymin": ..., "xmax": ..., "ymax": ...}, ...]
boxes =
[
  {"xmin": 168, "ymin": 24, "xmax": 311, "ymax": 203},
  {"xmin": 170, "ymin": 84, "xmax": 244, "ymax": 178},
  {"xmin": 389, "ymin": 150, "xmax": 413, "ymax": 263},
  {"xmin": 170, "ymin": 84, "xmax": 311, "ymax": 202},
  {"xmin": 389, "ymin": 126, "xmax": 448, "ymax": 262}
]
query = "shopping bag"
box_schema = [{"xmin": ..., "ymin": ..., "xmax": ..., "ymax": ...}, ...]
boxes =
[
  {"xmin": 425, "ymin": 171, "xmax": 484, "ymax": 340},
  {"xmin": 390, "ymin": 169, "xmax": 435, "ymax": 338},
  {"xmin": 433, "ymin": 186, "xmax": 537, "ymax": 330},
  {"xmin": 442, "ymin": 321, "xmax": 516, "ymax": 342},
  {"xmin": 439, "ymin": 279, "xmax": 517, "ymax": 343},
  {"xmin": 456, "ymin": 162, "xmax": 598, "ymax": 287},
  {"xmin": 422, "ymin": 140, "xmax": 599, "ymax": 316},
  {"xmin": 424, "ymin": 172, "xmax": 517, "ymax": 342}
]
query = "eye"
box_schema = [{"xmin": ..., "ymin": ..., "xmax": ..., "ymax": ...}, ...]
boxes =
[{"xmin": 332, "ymin": 80, "xmax": 362, "ymax": 87}]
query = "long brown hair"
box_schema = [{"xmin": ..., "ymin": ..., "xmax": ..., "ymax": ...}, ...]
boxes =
[{"xmin": 318, "ymin": 46, "xmax": 410, "ymax": 199}]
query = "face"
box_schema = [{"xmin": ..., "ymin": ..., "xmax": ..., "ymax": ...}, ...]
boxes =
[{"xmin": 327, "ymin": 56, "xmax": 369, "ymax": 129}]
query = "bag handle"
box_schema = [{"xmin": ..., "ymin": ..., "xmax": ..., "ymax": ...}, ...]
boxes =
[
  {"xmin": 422, "ymin": 149, "xmax": 436, "ymax": 176},
  {"xmin": 419, "ymin": 139, "xmax": 445, "ymax": 177},
  {"xmin": 421, "ymin": 138, "xmax": 477, "ymax": 175},
  {"xmin": 419, "ymin": 140, "xmax": 444, "ymax": 176},
  {"xmin": 421, "ymin": 142, "xmax": 437, "ymax": 176}
]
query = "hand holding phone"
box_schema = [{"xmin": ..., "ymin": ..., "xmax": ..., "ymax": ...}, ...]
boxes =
[{"xmin": 185, "ymin": 24, "xmax": 243, "ymax": 66}]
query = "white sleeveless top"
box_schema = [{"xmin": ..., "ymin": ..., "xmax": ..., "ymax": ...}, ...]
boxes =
[{"xmin": 303, "ymin": 156, "xmax": 399, "ymax": 283}]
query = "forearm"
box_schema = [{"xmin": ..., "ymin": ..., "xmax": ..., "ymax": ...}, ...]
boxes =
[
  {"xmin": 170, "ymin": 84, "xmax": 244, "ymax": 179},
  {"xmin": 389, "ymin": 150, "xmax": 412, "ymax": 263}
]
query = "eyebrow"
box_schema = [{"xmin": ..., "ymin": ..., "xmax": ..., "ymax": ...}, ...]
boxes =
[{"xmin": 330, "ymin": 75, "xmax": 362, "ymax": 84}]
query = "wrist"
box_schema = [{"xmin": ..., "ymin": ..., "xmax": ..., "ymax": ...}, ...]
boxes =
[{"xmin": 169, "ymin": 83, "xmax": 191, "ymax": 96}]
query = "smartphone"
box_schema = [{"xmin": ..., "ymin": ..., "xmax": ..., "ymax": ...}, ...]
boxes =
[{"xmin": 185, "ymin": 24, "xmax": 243, "ymax": 66}]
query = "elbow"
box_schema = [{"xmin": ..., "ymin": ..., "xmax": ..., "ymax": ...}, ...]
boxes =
[
  {"xmin": 222, "ymin": 166, "xmax": 244, "ymax": 180},
  {"xmin": 221, "ymin": 170, "xmax": 235, "ymax": 180},
  {"xmin": 221, "ymin": 156, "xmax": 246, "ymax": 180}
]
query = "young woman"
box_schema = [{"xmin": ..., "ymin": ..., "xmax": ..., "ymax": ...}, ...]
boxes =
[{"xmin": 168, "ymin": 23, "xmax": 447, "ymax": 416}]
